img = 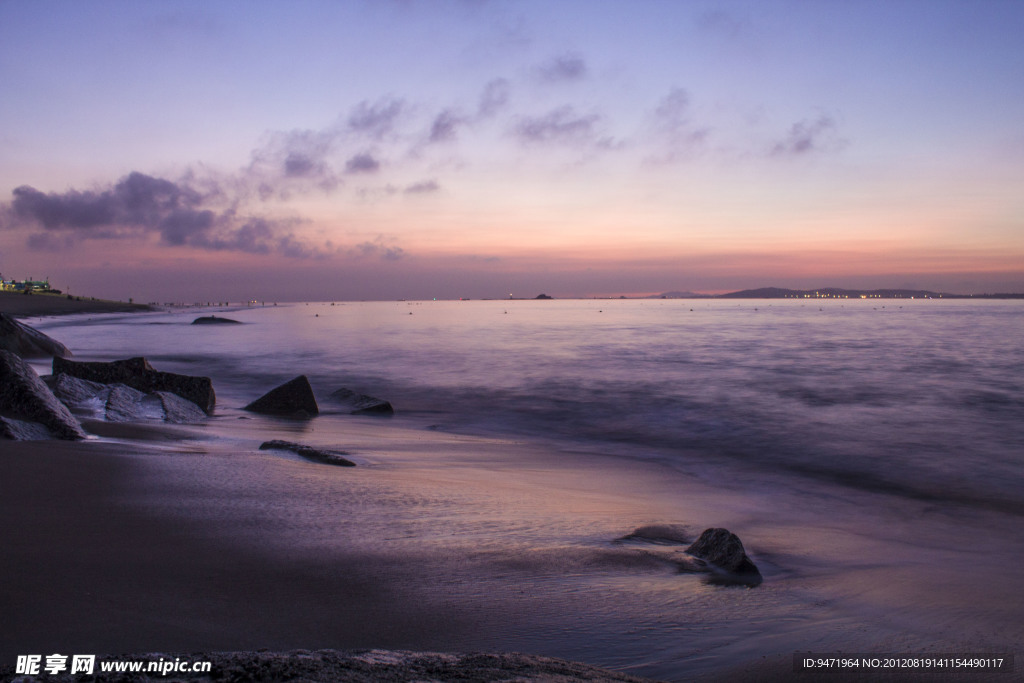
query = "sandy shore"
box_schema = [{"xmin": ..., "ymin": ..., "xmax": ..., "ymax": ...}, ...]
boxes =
[
  {"xmin": 3, "ymin": 404, "xmax": 1020, "ymax": 681},
  {"xmin": 0, "ymin": 292, "xmax": 152, "ymax": 318}
]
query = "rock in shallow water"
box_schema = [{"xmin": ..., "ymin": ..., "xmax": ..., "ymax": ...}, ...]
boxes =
[
  {"xmin": 53, "ymin": 356, "xmax": 216, "ymax": 414},
  {"xmin": 685, "ymin": 527, "xmax": 763, "ymax": 586},
  {"xmin": 245, "ymin": 375, "xmax": 319, "ymax": 417},
  {"xmin": 329, "ymin": 387, "xmax": 394, "ymax": 415},
  {"xmin": 0, "ymin": 350, "xmax": 85, "ymax": 440},
  {"xmin": 259, "ymin": 439, "xmax": 356, "ymax": 467}
]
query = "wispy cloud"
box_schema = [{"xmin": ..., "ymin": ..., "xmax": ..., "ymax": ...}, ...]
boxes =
[
  {"xmin": 770, "ymin": 114, "xmax": 844, "ymax": 157},
  {"xmin": 405, "ymin": 180, "xmax": 440, "ymax": 194},
  {"xmin": 345, "ymin": 153, "xmax": 381, "ymax": 174},
  {"xmin": 346, "ymin": 97, "xmax": 407, "ymax": 140},
  {"xmin": 512, "ymin": 106, "xmax": 607, "ymax": 147},
  {"xmin": 534, "ymin": 53, "xmax": 588, "ymax": 83},
  {"xmin": 352, "ymin": 235, "xmax": 405, "ymax": 261}
]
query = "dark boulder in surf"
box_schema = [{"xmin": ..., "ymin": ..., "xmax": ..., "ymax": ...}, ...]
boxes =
[
  {"xmin": 259, "ymin": 439, "xmax": 355, "ymax": 467},
  {"xmin": 244, "ymin": 375, "xmax": 319, "ymax": 418},
  {"xmin": 0, "ymin": 350, "xmax": 86, "ymax": 440},
  {"xmin": 0, "ymin": 312, "xmax": 72, "ymax": 359},
  {"xmin": 191, "ymin": 315, "xmax": 242, "ymax": 325},
  {"xmin": 329, "ymin": 387, "xmax": 394, "ymax": 415},
  {"xmin": 685, "ymin": 527, "xmax": 762, "ymax": 586},
  {"xmin": 53, "ymin": 356, "xmax": 216, "ymax": 414}
]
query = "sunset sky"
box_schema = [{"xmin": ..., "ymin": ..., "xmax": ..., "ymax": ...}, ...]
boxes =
[{"xmin": 2, "ymin": 0, "xmax": 1022, "ymax": 301}]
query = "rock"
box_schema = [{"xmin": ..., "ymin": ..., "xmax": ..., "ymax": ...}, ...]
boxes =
[
  {"xmin": 53, "ymin": 356, "xmax": 216, "ymax": 414},
  {"xmin": 685, "ymin": 527, "xmax": 762, "ymax": 586},
  {"xmin": 0, "ymin": 415, "xmax": 55, "ymax": 440},
  {"xmin": 244, "ymin": 375, "xmax": 319, "ymax": 417},
  {"xmin": 259, "ymin": 440, "xmax": 356, "ymax": 467},
  {"xmin": 0, "ymin": 312, "xmax": 72, "ymax": 358},
  {"xmin": 191, "ymin": 315, "xmax": 242, "ymax": 324},
  {"xmin": 0, "ymin": 350, "xmax": 86, "ymax": 440},
  {"xmin": 49, "ymin": 373, "xmax": 109, "ymax": 411},
  {"xmin": 329, "ymin": 387, "xmax": 394, "ymax": 415},
  {"xmin": 156, "ymin": 391, "xmax": 207, "ymax": 424},
  {"xmin": 49, "ymin": 373, "xmax": 206, "ymax": 424}
]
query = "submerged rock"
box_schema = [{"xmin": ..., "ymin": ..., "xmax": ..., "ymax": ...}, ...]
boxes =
[
  {"xmin": 53, "ymin": 356, "xmax": 216, "ymax": 414},
  {"xmin": 685, "ymin": 527, "xmax": 762, "ymax": 586},
  {"xmin": 0, "ymin": 312, "xmax": 72, "ymax": 358},
  {"xmin": 0, "ymin": 350, "xmax": 85, "ymax": 440},
  {"xmin": 329, "ymin": 387, "xmax": 394, "ymax": 415},
  {"xmin": 259, "ymin": 439, "xmax": 355, "ymax": 467},
  {"xmin": 617, "ymin": 524, "xmax": 691, "ymax": 545},
  {"xmin": 244, "ymin": 375, "xmax": 319, "ymax": 417},
  {"xmin": 191, "ymin": 315, "xmax": 242, "ymax": 325}
]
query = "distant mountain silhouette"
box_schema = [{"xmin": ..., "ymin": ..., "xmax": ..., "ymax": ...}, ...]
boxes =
[{"xmin": 717, "ymin": 287, "xmax": 1024, "ymax": 299}]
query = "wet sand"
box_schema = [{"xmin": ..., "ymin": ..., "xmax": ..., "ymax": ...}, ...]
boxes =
[{"xmin": 2, "ymin": 405, "xmax": 1022, "ymax": 682}]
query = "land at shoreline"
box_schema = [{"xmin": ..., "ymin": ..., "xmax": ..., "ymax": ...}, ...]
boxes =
[{"xmin": 0, "ymin": 291, "xmax": 152, "ymax": 318}]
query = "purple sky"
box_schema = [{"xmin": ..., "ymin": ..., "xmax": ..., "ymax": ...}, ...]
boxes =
[{"xmin": 2, "ymin": 0, "xmax": 1023, "ymax": 301}]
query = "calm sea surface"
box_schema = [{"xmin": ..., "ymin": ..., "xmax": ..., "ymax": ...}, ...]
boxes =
[{"xmin": 34, "ymin": 298, "xmax": 1024, "ymax": 513}]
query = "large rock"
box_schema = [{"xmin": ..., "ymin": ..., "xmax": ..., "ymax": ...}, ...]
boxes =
[
  {"xmin": 329, "ymin": 387, "xmax": 394, "ymax": 415},
  {"xmin": 244, "ymin": 375, "xmax": 319, "ymax": 417},
  {"xmin": 49, "ymin": 373, "xmax": 206, "ymax": 424},
  {"xmin": 0, "ymin": 350, "xmax": 86, "ymax": 440},
  {"xmin": 52, "ymin": 356, "xmax": 216, "ymax": 414},
  {"xmin": 259, "ymin": 440, "xmax": 356, "ymax": 467},
  {"xmin": 0, "ymin": 312, "xmax": 72, "ymax": 358},
  {"xmin": 685, "ymin": 527, "xmax": 762, "ymax": 585}
]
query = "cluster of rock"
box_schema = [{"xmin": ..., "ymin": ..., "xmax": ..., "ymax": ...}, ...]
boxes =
[
  {"xmin": 2, "ymin": 316, "xmax": 394, "ymax": 451},
  {"xmin": 617, "ymin": 525, "xmax": 763, "ymax": 587},
  {"xmin": 53, "ymin": 356, "xmax": 216, "ymax": 414}
]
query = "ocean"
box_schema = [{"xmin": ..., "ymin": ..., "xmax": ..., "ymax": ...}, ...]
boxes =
[
  {"xmin": 27, "ymin": 298, "xmax": 1024, "ymax": 679},
  {"xmin": 33, "ymin": 298, "xmax": 1024, "ymax": 512}
]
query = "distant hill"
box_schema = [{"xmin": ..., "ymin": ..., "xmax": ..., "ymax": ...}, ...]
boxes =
[
  {"xmin": 646, "ymin": 291, "xmax": 711, "ymax": 299},
  {"xmin": 717, "ymin": 287, "xmax": 1024, "ymax": 299}
]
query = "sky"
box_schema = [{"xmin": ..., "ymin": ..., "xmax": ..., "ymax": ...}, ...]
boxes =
[{"xmin": 1, "ymin": 0, "xmax": 1023, "ymax": 302}]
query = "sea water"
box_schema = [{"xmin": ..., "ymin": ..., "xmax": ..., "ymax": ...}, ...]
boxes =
[
  {"xmin": 28, "ymin": 298, "xmax": 1024, "ymax": 678},
  {"xmin": 33, "ymin": 298, "xmax": 1024, "ymax": 513}
]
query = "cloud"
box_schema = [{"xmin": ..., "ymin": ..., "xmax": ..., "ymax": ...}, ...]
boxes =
[
  {"xmin": 646, "ymin": 87, "xmax": 711, "ymax": 163},
  {"xmin": 770, "ymin": 114, "xmax": 844, "ymax": 156},
  {"xmin": 246, "ymin": 128, "xmax": 340, "ymax": 198},
  {"xmin": 345, "ymin": 153, "xmax": 381, "ymax": 174},
  {"xmin": 429, "ymin": 109, "xmax": 467, "ymax": 143},
  {"xmin": 512, "ymin": 106, "xmax": 607, "ymax": 147},
  {"xmin": 404, "ymin": 180, "xmax": 440, "ymax": 194},
  {"xmin": 4, "ymin": 171, "xmax": 325, "ymax": 258},
  {"xmin": 352, "ymin": 236, "xmax": 405, "ymax": 261},
  {"xmin": 477, "ymin": 78, "xmax": 511, "ymax": 118},
  {"xmin": 535, "ymin": 54, "xmax": 588, "ymax": 83},
  {"xmin": 347, "ymin": 97, "xmax": 406, "ymax": 140}
]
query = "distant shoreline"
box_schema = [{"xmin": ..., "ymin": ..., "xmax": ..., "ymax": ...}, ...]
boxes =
[{"xmin": 0, "ymin": 291, "xmax": 154, "ymax": 318}]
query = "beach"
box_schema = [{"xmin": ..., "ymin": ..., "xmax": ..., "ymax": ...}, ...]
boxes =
[
  {"xmin": 0, "ymin": 292, "xmax": 152, "ymax": 318},
  {"xmin": 2, "ymin": 299, "xmax": 1022, "ymax": 681}
]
